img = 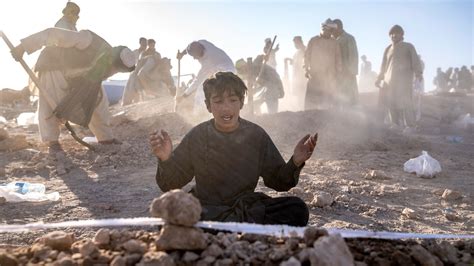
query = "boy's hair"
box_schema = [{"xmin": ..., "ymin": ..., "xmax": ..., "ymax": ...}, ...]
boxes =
[{"xmin": 203, "ymin": 72, "xmax": 247, "ymax": 107}]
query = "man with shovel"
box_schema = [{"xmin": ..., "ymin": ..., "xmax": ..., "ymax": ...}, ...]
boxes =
[
  {"xmin": 8, "ymin": 27, "xmax": 136, "ymax": 153},
  {"xmin": 176, "ymin": 40, "xmax": 235, "ymax": 117}
]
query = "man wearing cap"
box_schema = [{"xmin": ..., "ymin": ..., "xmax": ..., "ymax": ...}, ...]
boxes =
[
  {"xmin": 332, "ymin": 19, "xmax": 359, "ymax": 106},
  {"xmin": 235, "ymin": 56, "xmax": 284, "ymax": 114},
  {"xmin": 376, "ymin": 25, "xmax": 423, "ymax": 128},
  {"xmin": 11, "ymin": 27, "xmax": 136, "ymax": 152},
  {"xmin": 177, "ymin": 40, "xmax": 235, "ymax": 116},
  {"xmin": 55, "ymin": 1, "xmax": 80, "ymax": 31},
  {"xmin": 304, "ymin": 19, "xmax": 342, "ymax": 110}
]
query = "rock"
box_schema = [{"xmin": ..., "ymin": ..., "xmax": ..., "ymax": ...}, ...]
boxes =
[
  {"xmin": 401, "ymin": 208, "xmax": 420, "ymax": 220},
  {"xmin": 309, "ymin": 234, "xmax": 354, "ymax": 265},
  {"xmin": 56, "ymin": 256, "xmax": 75, "ymax": 266},
  {"xmin": 125, "ymin": 254, "xmax": 142, "ymax": 265},
  {"xmin": 155, "ymin": 224, "xmax": 207, "ymax": 251},
  {"xmin": 410, "ymin": 245, "xmax": 443, "ymax": 266},
  {"xmin": 303, "ymin": 227, "xmax": 328, "ymax": 246},
  {"xmin": 150, "ymin": 189, "xmax": 202, "ymax": 226},
  {"xmin": 0, "ymin": 135, "xmax": 29, "ymax": 151},
  {"xmin": 138, "ymin": 251, "xmax": 175, "ymax": 266},
  {"xmin": 182, "ymin": 251, "xmax": 200, "ymax": 262},
  {"xmin": 110, "ymin": 256, "xmax": 126, "ymax": 266},
  {"xmin": 72, "ymin": 240, "xmax": 99, "ymax": 258},
  {"xmin": 430, "ymin": 241, "xmax": 459, "ymax": 264},
  {"xmin": 0, "ymin": 197, "xmax": 6, "ymax": 205},
  {"xmin": 441, "ymin": 189, "xmax": 462, "ymax": 201},
  {"xmin": 443, "ymin": 208, "xmax": 461, "ymax": 221},
  {"xmin": 0, "ymin": 128, "xmax": 9, "ymax": 141},
  {"xmin": 281, "ymin": 256, "xmax": 301, "ymax": 266},
  {"xmin": 93, "ymin": 228, "xmax": 110, "ymax": 246},
  {"xmin": 311, "ymin": 192, "xmax": 334, "ymax": 207},
  {"xmin": 122, "ymin": 239, "xmax": 146, "ymax": 254},
  {"xmin": 364, "ymin": 170, "xmax": 390, "ymax": 180},
  {"xmin": 268, "ymin": 247, "xmax": 286, "ymax": 261},
  {"xmin": 42, "ymin": 231, "xmax": 75, "ymax": 251},
  {"xmin": 0, "ymin": 252, "xmax": 18, "ymax": 266},
  {"xmin": 201, "ymin": 243, "xmax": 224, "ymax": 258}
]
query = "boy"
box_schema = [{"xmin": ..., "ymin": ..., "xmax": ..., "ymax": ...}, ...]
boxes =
[{"xmin": 150, "ymin": 72, "xmax": 317, "ymax": 226}]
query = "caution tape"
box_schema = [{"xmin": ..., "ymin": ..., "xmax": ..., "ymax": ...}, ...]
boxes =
[{"xmin": 1, "ymin": 217, "xmax": 473, "ymax": 240}]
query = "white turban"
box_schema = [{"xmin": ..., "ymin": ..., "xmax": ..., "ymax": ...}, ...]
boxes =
[{"xmin": 120, "ymin": 48, "xmax": 136, "ymax": 68}]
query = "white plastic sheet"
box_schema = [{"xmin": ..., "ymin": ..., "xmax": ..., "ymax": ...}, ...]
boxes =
[
  {"xmin": 0, "ymin": 186, "xmax": 60, "ymax": 202},
  {"xmin": 403, "ymin": 151, "xmax": 442, "ymax": 178},
  {"xmin": 16, "ymin": 112, "xmax": 37, "ymax": 126}
]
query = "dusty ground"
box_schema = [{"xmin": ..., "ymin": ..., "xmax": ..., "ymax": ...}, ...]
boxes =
[{"xmin": 0, "ymin": 92, "xmax": 473, "ymax": 249}]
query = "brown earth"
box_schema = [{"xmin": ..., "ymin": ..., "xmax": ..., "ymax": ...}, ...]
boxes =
[{"xmin": 0, "ymin": 93, "xmax": 473, "ymax": 264}]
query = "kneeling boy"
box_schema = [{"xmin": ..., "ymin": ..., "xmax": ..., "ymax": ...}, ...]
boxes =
[{"xmin": 150, "ymin": 72, "xmax": 317, "ymax": 226}]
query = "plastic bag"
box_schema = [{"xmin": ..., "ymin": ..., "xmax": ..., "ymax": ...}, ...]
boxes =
[
  {"xmin": 403, "ymin": 151, "xmax": 441, "ymax": 178},
  {"xmin": 0, "ymin": 185, "xmax": 60, "ymax": 202},
  {"xmin": 16, "ymin": 112, "xmax": 37, "ymax": 126}
]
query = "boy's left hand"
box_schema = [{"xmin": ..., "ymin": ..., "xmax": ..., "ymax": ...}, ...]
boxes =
[{"xmin": 293, "ymin": 133, "xmax": 318, "ymax": 167}]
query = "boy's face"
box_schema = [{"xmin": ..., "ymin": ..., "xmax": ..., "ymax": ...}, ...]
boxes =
[{"xmin": 207, "ymin": 90, "xmax": 243, "ymax": 133}]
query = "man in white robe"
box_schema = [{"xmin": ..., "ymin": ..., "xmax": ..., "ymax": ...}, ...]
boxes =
[{"xmin": 177, "ymin": 40, "xmax": 235, "ymax": 116}]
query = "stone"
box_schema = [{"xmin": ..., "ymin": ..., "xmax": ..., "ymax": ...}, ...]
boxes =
[
  {"xmin": 268, "ymin": 247, "xmax": 286, "ymax": 261},
  {"xmin": 42, "ymin": 231, "xmax": 75, "ymax": 251},
  {"xmin": 311, "ymin": 192, "xmax": 334, "ymax": 207},
  {"xmin": 0, "ymin": 135, "xmax": 29, "ymax": 151},
  {"xmin": 138, "ymin": 251, "xmax": 175, "ymax": 266},
  {"xmin": 110, "ymin": 256, "xmax": 126, "ymax": 266},
  {"xmin": 281, "ymin": 256, "xmax": 301, "ymax": 266},
  {"xmin": 155, "ymin": 224, "xmax": 207, "ymax": 251},
  {"xmin": 73, "ymin": 240, "xmax": 99, "ymax": 258},
  {"xmin": 93, "ymin": 228, "xmax": 110, "ymax": 246},
  {"xmin": 201, "ymin": 243, "xmax": 224, "ymax": 258},
  {"xmin": 364, "ymin": 170, "xmax": 390, "ymax": 180},
  {"xmin": 410, "ymin": 245, "xmax": 443, "ymax": 266},
  {"xmin": 150, "ymin": 189, "xmax": 202, "ymax": 226},
  {"xmin": 57, "ymin": 257, "xmax": 75, "ymax": 266},
  {"xmin": 125, "ymin": 254, "xmax": 142, "ymax": 265},
  {"xmin": 182, "ymin": 251, "xmax": 200, "ymax": 262},
  {"xmin": 303, "ymin": 227, "xmax": 328, "ymax": 246},
  {"xmin": 0, "ymin": 197, "xmax": 6, "ymax": 205},
  {"xmin": 0, "ymin": 128, "xmax": 9, "ymax": 141},
  {"xmin": 401, "ymin": 208, "xmax": 419, "ymax": 220},
  {"xmin": 0, "ymin": 252, "xmax": 18, "ymax": 266},
  {"xmin": 309, "ymin": 234, "xmax": 354, "ymax": 266},
  {"xmin": 122, "ymin": 239, "xmax": 146, "ymax": 254},
  {"xmin": 441, "ymin": 189, "xmax": 462, "ymax": 201}
]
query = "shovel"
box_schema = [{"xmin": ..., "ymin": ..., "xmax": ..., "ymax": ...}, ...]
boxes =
[{"xmin": 0, "ymin": 30, "xmax": 94, "ymax": 150}]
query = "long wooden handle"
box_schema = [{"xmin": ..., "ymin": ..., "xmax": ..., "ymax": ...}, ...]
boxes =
[{"xmin": 0, "ymin": 31, "xmax": 41, "ymax": 89}]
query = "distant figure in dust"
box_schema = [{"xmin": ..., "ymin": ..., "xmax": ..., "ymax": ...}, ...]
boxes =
[
  {"xmin": 358, "ymin": 55, "xmax": 377, "ymax": 92},
  {"xmin": 304, "ymin": 19, "xmax": 342, "ymax": 110},
  {"xmin": 332, "ymin": 18, "xmax": 359, "ymax": 106},
  {"xmin": 375, "ymin": 25, "xmax": 423, "ymax": 128},
  {"xmin": 285, "ymin": 36, "xmax": 306, "ymax": 108}
]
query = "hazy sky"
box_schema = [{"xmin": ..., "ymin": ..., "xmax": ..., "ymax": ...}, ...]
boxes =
[{"xmin": 0, "ymin": 0, "xmax": 472, "ymax": 91}]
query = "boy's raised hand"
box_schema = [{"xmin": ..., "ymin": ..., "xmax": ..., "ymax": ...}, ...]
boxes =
[
  {"xmin": 292, "ymin": 133, "xmax": 318, "ymax": 167},
  {"xmin": 149, "ymin": 130, "xmax": 173, "ymax": 161}
]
